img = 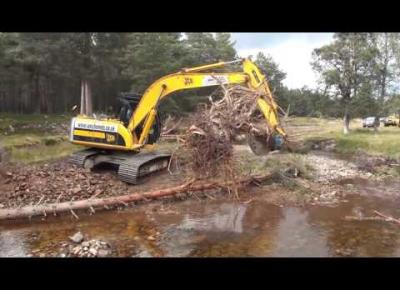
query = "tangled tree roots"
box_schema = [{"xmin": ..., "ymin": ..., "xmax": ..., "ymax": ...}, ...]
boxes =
[
  {"xmin": 184, "ymin": 122, "xmax": 234, "ymax": 178},
  {"xmin": 179, "ymin": 85, "xmax": 273, "ymax": 181}
]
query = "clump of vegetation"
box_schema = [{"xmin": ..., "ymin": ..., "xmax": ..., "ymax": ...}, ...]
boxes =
[
  {"xmin": 263, "ymin": 153, "xmax": 315, "ymax": 180},
  {"xmin": 43, "ymin": 136, "xmax": 66, "ymax": 146}
]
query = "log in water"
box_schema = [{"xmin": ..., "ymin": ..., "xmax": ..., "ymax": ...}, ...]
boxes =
[{"xmin": 0, "ymin": 174, "xmax": 271, "ymax": 221}]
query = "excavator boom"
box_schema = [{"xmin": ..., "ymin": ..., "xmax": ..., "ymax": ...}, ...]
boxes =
[{"xmin": 127, "ymin": 58, "xmax": 286, "ymax": 146}]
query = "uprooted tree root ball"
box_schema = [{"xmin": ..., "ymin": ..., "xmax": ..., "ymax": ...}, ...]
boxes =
[
  {"xmin": 178, "ymin": 85, "xmax": 274, "ymax": 181},
  {"xmin": 183, "ymin": 117, "xmax": 234, "ymax": 178}
]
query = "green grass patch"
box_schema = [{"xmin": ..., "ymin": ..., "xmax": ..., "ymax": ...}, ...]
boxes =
[
  {"xmin": 289, "ymin": 117, "xmax": 400, "ymax": 159},
  {"xmin": 9, "ymin": 141, "xmax": 82, "ymax": 164},
  {"xmin": 334, "ymin": 129, "xmax": 400, "ymax": 158},
  {"xmin": 0, "ymin": 113, "xmax": 71, "ymax": 134},
  {"xmin": 0, "ymin": 133, "xmax": 68, "ymax": 149},
  {"xmin": 264, "ymin": 153, "xmax": 315, "ymax": 179},
  {"xmin": 235, "ymin": 148, "xmax": 315, "ymax": 181},
  {"xmin": 236, "ymin": 150, "xmax": 269, "ymax": 175}
]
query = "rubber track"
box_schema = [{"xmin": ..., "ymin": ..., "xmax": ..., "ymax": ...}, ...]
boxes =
[
  {"xmin": 69, "ymin": 149, "xmax": 99, "ymax": 167},
  {"xmin": 69, "ymin": 149, "xmax": 170, "ymax": 185},
  {"xmin": 117, "ymin": 153, "xmax": 171, "ymax": 184}
]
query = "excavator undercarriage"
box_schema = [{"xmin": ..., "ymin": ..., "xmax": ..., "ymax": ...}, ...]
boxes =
[{"xmin": 70, "ymin": 149, "xmax": 170, "ymax": 184}]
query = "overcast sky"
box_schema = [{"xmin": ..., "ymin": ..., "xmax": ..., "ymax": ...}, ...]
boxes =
[{"xmin": 230, "ymin": 33, "xmax": 334, "ymax": 89}]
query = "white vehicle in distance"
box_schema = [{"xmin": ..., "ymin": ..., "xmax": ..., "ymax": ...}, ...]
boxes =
[{"xmin": 362, "ymin": 117, "xmax": 379, "ymax": 128}]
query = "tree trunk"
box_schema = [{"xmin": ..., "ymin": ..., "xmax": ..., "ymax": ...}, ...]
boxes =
[
  {"xmin": 80, "ymin": 80, "xmax": 86, "ymax": 115},
  {"xmin": 380, "ymin": 34, "xmax": 389, "ymax": 107},
  {"xmin": 343, "ymin": 102, "xmax": 350, "ymax": 135},
  {"xmin": 85, "ymin": 80, "xmax": 92, "ymax": 115},
  {"xmin": 80, "ymin": 80, "xmax": 93, "ymax": 115},
  {"xmin": 0, "ymin": 175, "xmax": 270, "ymax": 221},
  {"xmin": 35, "ymin": 73, "xmax": 41, "ymax": 114}
]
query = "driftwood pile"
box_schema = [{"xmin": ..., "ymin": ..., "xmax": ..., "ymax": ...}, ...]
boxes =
[{"xmin": 180, "ymin": 85, "xmax": 271, "ymax": 178}]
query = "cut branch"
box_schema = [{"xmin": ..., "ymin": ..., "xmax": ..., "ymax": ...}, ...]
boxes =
[{"xmin": 374, "ymin": 210, "xmax": 400, "ymax": 225}]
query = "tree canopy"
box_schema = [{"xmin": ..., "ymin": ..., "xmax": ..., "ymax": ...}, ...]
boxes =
[
  {"xmin": 2, "ymin": 32, "xmax": 400, "ymax": 127},
  {"xmin": 312, "ymin": 33, "xmax": 400, "ymax": 133}
]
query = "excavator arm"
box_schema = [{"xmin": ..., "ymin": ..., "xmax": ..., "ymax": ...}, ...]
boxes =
[{"xmin": 128, "ymin": 58, "xmax": 286, "ymax": 147}]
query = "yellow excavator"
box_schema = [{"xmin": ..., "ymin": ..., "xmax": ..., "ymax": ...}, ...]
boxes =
[{"xmin": 69, "ymin": 58, "xmax": 287, "ymax": 184}]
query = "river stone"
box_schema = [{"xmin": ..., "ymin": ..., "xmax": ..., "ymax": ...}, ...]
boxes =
[
  {"xmin": 135, "ymin": 250, "xmax": 153, "ymax": 257},
  {"xmin": 81, "ymin": 241, "xmax": 90, "ymax": 248},
  {"xmin": 97, "ymin": 249, "xmax": 110, "ymax": 257},
  {"xmin": 69, "ymin": 231, "xmax": 84, "ymax": 243},
  {"xmin": 89, "ymin": 248, "xmax": 97, "ymax": 256}
]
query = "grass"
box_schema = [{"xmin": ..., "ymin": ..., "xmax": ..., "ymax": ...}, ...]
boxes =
[
  {"xmin": 335, "ymin": 129, "xmax": 400, "ymax": 157},
  {"xmin": 235, "ymin": 147, "xmax": 315, "ymax": 179},
  {"xmin": 287, "ymin": 117, "xmax": 400, "ymax": 159},
  {"xmin": 0, "ymin": 113, "xmax": 71, "ymax": 134},
  {"xmin": 9, "ymin": 141, "xmax": 82, "ymax": 164},
  {"xmin": 0, "ymin": 113, "xmax": 73, "ymax": 164},
  {"xmin": 0, "ymin": 113, "xmax": 75, "ymax": 163},
  {"xmin": 0, "ymin": 133, "xmax": 68, "ymax": 149}
]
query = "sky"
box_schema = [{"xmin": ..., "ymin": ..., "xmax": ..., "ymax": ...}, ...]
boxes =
[{"xmin": 230, "ymin": 33, "xmax": 334, "ymax": 89}]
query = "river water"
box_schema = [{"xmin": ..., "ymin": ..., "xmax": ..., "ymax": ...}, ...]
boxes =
[{"xmin": 1, "ymin": 179, "xmax": 400, "ymax": 257}]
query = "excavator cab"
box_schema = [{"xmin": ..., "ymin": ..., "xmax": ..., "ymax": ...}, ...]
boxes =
[
  {"xmin": 117, "ymin": 92, "xmax": 161, "ymax": 145},
  {"xmin": 118, "ymin": 93, "xmax": 142, "ymax": 126}
]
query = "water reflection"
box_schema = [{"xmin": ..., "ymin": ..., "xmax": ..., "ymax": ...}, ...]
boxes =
[
  {"xmin": 0, "ymin": 229, "xmax": 28, "ymax": 257},
  {"xmin": 179, "ymin": 203, "xmax": 247, "ymax": 233},
  {"xmin": 273, "ymin": 207, "xmax": 329, "ymax": 257},
  {"xmin": 306, "ymin": 195, "xmax": 400, "ymax": 257}
]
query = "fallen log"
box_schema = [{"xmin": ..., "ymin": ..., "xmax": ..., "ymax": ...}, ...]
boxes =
[{"xmin": 0, "ymin": 174, "xmax": 271, "ymax": 221}]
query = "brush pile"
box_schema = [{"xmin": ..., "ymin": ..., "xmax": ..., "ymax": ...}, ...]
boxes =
[{"xmin": 180, "ymin": 85, "xmax": 272, "ymax": 179}]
